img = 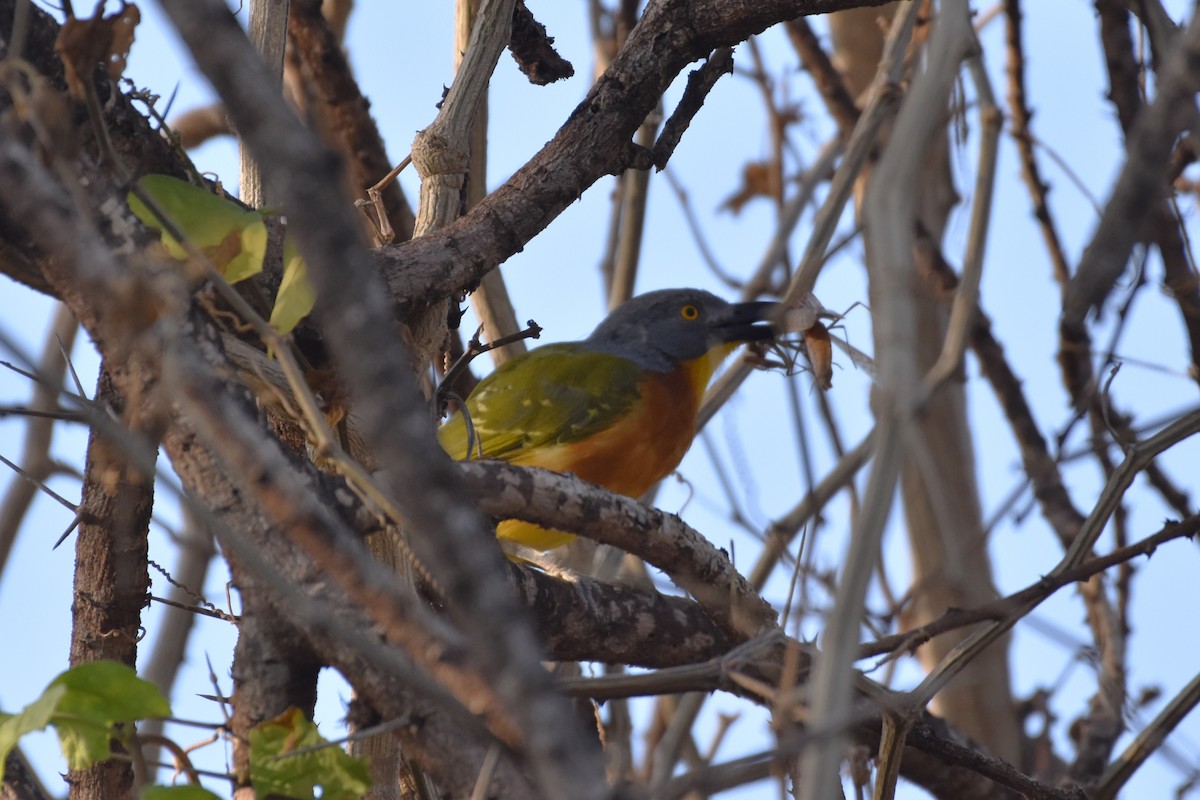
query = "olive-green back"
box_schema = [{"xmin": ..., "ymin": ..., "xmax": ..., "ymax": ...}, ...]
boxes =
[{"xmin": 437, "ymin": 343, "xmax": 645, "ymax": 462}]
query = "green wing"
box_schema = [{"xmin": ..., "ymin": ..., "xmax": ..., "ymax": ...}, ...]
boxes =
[{"xmin": 438, "ymin": 343, "xmax": 644, "ymax": 461}]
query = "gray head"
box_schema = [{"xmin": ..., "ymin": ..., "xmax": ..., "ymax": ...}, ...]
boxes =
[{"xmin": 585, "ymin": 288, "xmax": 778, "ymax": 371}]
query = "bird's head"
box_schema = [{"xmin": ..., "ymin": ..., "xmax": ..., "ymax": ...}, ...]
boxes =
[{"xmin": 586, "ymin": 288, "xmax": 779, "ymax": 372}]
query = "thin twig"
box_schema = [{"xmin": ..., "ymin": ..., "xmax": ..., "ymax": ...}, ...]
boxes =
[
  {"xmin": 0, "ymin": 303, "xmax": 77, "ymax": 574},
  {"xmin": 859, "ymin": 514, "xmax": 1199, "ymax": 662},
  {"xmin": 1091, "ymin": 669, "xmax": 1200, "ymax": 800},
  {"xmin": 920, "ymin": 36, "xmax": 1002, "ymax": 395},
  {"xmin": 910, "ymin": 407, "xmax": 1200, "ymax": 706},
  {"xmin": 1002, "ymin": 0, "xmax": 1072, "ymax": 289}
]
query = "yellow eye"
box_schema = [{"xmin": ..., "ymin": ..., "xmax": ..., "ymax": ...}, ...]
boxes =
[{"xmin": 680, "ymin": 304, "xmax": 700, "ymax": 320}]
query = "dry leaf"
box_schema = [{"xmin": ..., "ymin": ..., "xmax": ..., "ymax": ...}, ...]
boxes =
[
  {"xmin": 55, "ymin": 2, "xmax": 141, "ymax": 100},
  {"xmin": 719, "ymin": 161, "xmax": 774, "ymax": 215}
]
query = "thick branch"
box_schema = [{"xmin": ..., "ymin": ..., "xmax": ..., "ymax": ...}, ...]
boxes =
[
  {"xmin": 458, "ymin": 460, "xmax": 778, "ymax": 639},
  {"xmin": 288, "ymin": 0, "xmax": 416, "ymax": 242},
  {"xmin": 0, "ymin": 0, "xmax": 191, "ymax": 299},
  {"xmin": 153, "ymin": 2, "xmax": 611, "ymax": 796},
  {"xmin": 513, "ymin": 564, "xmax": 734, "ymax": 667},
  {"xmin": 0, "ymin": 115, "xmax": 540, "ymax": 799},
  {"xmin": 68, "ymin": 367, "xmax": 156, "ymax": 800},
  {"xmin": 370, "ymin": 0, "xmax": 898, "ymax": 316}
]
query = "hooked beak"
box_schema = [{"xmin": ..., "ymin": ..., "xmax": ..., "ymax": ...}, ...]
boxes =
[{"xmin": 711, "ymin": 301, "xmax": 781, "ymax": 343}]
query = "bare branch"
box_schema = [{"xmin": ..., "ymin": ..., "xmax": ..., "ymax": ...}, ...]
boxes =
[
  {"xmin": 369, "ymin": 0, "xmax": 903, "ymax": 317},
  {"xmin": 288, "ymin": 0, "xmax": 416, "ymax": 242},
  {"xmin": 0, "ymin": 303, "xmax": 76, "ymax": 574},
  {"xmin": 1004, "ymin": 0, "xmax": 1072, "ymax": 289},
  {"xmin": 67, "ymin": 365, "xmax": 156, "ymax": 799},
  {"xmin": 801, "ymin": 3, "xmax": 975, "ymax": 797},
  {"xmin": 1061, "ymin": 11, "xmax": 1200, "ymax": 394},
  {"xmin": 1093, "ymin": 668, "xmax": 1200, "ymax": 799},
  {"xmin": 651, "ymin": 47, "xmax": 734, "ymax": 170}
]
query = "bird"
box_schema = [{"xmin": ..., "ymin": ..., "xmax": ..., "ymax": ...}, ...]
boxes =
[{"xmin": 438, "ymin": 288, "xmax": 779, "ymax": 551}]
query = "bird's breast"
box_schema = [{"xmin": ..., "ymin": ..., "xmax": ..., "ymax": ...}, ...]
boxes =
[{"xmin": 510, "ymin": 366, "xmax": 701, "ymax": 498}]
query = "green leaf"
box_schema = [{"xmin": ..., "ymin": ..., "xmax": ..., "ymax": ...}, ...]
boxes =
[
  {"xmin": 249, "ymin": 708, "xmax": 370, "ymax": 800},
  {"xmin": 226, "ymin": 218, "xmax": 269, "ymax": 284},
  {"xmin": 129, "ymin": 174, "xmax": 267, "ymax": 283},
  {"xmin": 268, "ymin": 236, "xmax": 316, "ymax": 335},
  {"xmin": 141, "ymin": 784, "xmax": 224, "ymax": 800},
  {"xmin": 0, "ymin": 684, "xmax": 67, "ymax": 783},
  {"xmin": 52, "ymin": 660, "xmax": 172, "ymax": 722},
  {"xmin": 130, "ymin": 174, "xmax": 317, "ymax": 333},
  {"xmin": 53, "ymin": 718, "xmax": 111, "ymax": 771},
  {"xmin": 50, "ymin": 661, "xmax": 172, "ymax": 770},
  {"xmin": 0, "ymin": 661, "xmax": 172, "ymax": 780}
]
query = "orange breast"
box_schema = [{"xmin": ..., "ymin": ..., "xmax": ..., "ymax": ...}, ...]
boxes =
[
  {"xmin": 497, "ymin": 347, "xmax": 732, "ymax": 551},
  {"xmin": 510, "ymin": 366, "xmax": 700, "ymax": 497}
]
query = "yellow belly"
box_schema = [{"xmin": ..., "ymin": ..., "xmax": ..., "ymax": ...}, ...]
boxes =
[{"xmin": 499, "ymin": 365, "xmax": 703, "ymax": 551}]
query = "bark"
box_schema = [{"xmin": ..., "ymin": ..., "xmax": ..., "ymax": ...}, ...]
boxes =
[
  {"xmin": 68, "ymin": 368, "xmax": 156, "ymax": 800},
  {"xmin": 288, "ymin": 0, "xmax": 416, "ymax": 243},
  {"xmin": 1, "ymin": 748, "xmax": 55, "ymax": 800}
]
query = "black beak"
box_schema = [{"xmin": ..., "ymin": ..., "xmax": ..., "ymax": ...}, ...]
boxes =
[{"xmin": 712, "ymin": 301, "xmax": 781, "ymax": 343}]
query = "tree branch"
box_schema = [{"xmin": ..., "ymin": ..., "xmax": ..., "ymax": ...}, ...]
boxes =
[
  {"xmin": 67, "ymin": 366, "xmax": 156, "ymax": 800},
  {"xmin": 457, "ymin": 460, "xmax": 778, "ymax": 639},
  {"xmin": 369, "ymin": 0, "xmax": 899, "ymax": 317},
  {"xmin": 1061, "ymin": 10, "xmax": 1200, "ymax": 394},
  {"xmin": 288, "ymin": 0, "xmax": 416, "ymax": 242},
  {"xmin": 508, "ymin": 0, "xmax": 574, "ymax": 85},
  {"xmin": 152, "ymin": 1, "xmax": 612, "ymax": 796}
]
